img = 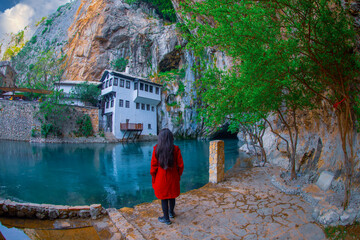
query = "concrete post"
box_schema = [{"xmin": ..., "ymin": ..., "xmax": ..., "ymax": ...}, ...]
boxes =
[{"xmin": 209, "ymin": 140, "xmax": 225, "ymax": 183}]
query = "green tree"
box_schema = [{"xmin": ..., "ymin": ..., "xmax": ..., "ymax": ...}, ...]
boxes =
[
  {"xmin": 37, "ymin": 90, "xmax": 68, "ymax": 138},
  {"xmin": 70, "ymin": 81, "xmax": 101, "ymax": 107},
  {"xmin": 24, "ymin": 50, "xmax": 65, "ymax": 90},
  {"xmin": 181, "ymin": 0, "xmax": 360, "ymax": 208}
]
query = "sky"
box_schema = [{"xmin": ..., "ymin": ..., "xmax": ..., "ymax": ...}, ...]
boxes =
[{"xmin": 0, "ymin": 0, "xmax": 71, "ymax": 39}]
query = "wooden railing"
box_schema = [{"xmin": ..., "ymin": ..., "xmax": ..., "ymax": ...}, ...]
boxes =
[{"xmin": 120, "ymin": 123, "xmax": 143, "ymax": 131}]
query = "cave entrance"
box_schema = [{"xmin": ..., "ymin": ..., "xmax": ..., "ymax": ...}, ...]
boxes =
[{"xmin": 210, "ymin": 124, "xmax": 238, "ymax": 140}]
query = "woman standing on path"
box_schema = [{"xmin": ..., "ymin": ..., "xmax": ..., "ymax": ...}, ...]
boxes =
[{"xmin": 150, "ymin": 128, "xmax": 184, "ymax": 225}]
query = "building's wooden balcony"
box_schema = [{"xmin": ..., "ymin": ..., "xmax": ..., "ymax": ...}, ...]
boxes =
[{"xmin": 120, "ymin": 123, "xmax": 143, "ymax": 131}]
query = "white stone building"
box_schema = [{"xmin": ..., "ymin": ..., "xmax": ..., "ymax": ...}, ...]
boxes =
[
  {"xmin": 100, "ymin": 70, "xmax": 162, "ymax": 140},
  {"xmin": 54, "ymin": 80, "xmax": 101, "ymax": 106}
]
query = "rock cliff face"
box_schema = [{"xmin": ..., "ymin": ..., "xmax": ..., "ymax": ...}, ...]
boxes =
[
  {"xmin": 63, "ymin": 0, "xmax": 183, "ymax": 81},
  {"xmin": 59, "ymin": 0, "xmax": 211, "ymax": 137},
  {"xmin": 14, "ymin": 0, "xmax": 184, "ymax": 82},
  {"xmin": 13, "ymin": 0, "xmax": 205, "ymax": 137},
  {"xmin": 261, "ymin": 107, "xmax": 360, "ymax": 182}
]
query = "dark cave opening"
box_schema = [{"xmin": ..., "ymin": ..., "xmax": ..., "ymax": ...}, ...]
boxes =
[{"xmin": 210, "ymin": 124, "xmax": 238, "ymax": 140}]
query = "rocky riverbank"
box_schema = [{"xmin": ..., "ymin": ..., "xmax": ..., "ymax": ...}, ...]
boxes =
[
  {"xmin": 28, "ymin": 134, "xmax": 157, "ymax": 144},
  {"xmin": 270, "ymin": 168, "xmax": 360, "ymax": 227}
]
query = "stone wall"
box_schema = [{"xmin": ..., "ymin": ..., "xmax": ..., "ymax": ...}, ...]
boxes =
[
  {"xmin": 0, "ymin": 100, "xmax": 41, "ymax": 141},
  {"xmin": 0, "ymin": 100, "xmax": 100, "ymax": 141},
  {"xmin": 0, "ymin": 199, "xmax": 105, "ymax": 220}
]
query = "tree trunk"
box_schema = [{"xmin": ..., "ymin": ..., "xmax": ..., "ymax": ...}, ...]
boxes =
[
  {"xmin": 336, "ymin": 100, "xmax": 355, "ymax": 210},
  {"xmin": 290, "ymin": 151, "xmax": 297, "ymax": 180}
]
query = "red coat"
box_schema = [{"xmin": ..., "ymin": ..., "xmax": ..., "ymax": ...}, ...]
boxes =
[{"xmin": 150, "ymin": 145, "xmax": 184, "ymax": 200}]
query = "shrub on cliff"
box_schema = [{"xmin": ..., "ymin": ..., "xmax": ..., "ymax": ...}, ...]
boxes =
[
  {"xmin": 126, "ymin": 0, "xmax": 177, "ymax": 22},
  {"xmin": 110, "ymin": 57, "xmax": 128, "ymax": 72}
]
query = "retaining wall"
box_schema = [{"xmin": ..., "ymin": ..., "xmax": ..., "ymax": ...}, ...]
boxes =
[
  {"xmin": 0, "ymin": 100, "xmax": 40, "ymax": 141},
  {"xmin": 0, "ymin": 199, "xmax": 106, "ymax": 220},
  {"xmin": 0, "ymin": 100, "xmax": 100, "ymax": 141}
]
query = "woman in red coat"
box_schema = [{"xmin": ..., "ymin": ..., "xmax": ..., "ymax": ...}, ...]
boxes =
[{"xmin": 150, "ymin": 128, "xmax": 184, "ymax": 225}]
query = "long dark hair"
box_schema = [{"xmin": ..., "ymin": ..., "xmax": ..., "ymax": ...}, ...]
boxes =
[{"xmin": 156, "ymin": 128, "xmax": 174, "ymax": 170}]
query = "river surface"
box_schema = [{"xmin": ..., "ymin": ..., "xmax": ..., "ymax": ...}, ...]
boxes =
[{"xmin": 0, "ymin": 139, "xmax": 245, "ymax": 208}]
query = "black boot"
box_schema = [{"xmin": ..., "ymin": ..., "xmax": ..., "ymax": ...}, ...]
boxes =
[
  {"xmin": 169, "ymin": 211, "xmax": 175, "ymax": 218},
  {"xmin": 158, "ymin": 216, "xmax": 171, "ymax": 225}
]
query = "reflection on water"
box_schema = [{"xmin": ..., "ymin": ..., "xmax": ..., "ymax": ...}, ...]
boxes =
[
  {"xmin": 0, "ymin": 222, "xmax": 30, "ymax": 240},
  {"xmin": 0, "ymin": 139, "xmax": 245, "ymax": 208}
]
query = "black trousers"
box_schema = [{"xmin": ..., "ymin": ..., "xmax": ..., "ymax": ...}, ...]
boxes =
[{"xmin": 161, "ymin": 198, "xmax": 175, "ymax": 220}]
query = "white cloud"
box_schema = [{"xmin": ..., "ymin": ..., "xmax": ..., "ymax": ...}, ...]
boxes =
[
  {"xmin": 0, "ymin": 0, "xmax": 71, "ymax": 36},
  {"xmin": 0, "ymin": 0, "xmax": 71, "ymax": 58},
  {"xmin": 22, "ymin": 0, "xmax": 71, "ymax": 18},
  {"xmin": 0, "ymin": 3, "xmax": 34, "ymax": 36}
]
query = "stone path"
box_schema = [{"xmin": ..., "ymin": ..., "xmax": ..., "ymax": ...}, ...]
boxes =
[
  {"xmin": 114, "ymin": 164, "xmax": 326, "ymax": 239},
  {"xmin": 0, "ymin": 163, "xmax": 327, "ymax": 239}
]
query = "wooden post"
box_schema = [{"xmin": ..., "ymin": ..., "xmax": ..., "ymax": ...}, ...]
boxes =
[{"xmin": 209, "ymin": 140, "xmax": 225, "ymax": 183}]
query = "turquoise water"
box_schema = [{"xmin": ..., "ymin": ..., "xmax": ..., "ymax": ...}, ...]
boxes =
[{"xmin": 0, "ymin": 139, "xmax": 244, "ymax": 208}]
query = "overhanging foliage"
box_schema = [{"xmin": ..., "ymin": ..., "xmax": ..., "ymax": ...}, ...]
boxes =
[{"xmin": 181, "ymin": 0, "xmax": 360, "ymax": 208}]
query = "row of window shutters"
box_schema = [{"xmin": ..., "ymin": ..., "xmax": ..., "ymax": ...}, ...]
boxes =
[
  {"xmin": 105, "ymin": 99, "xmax": 155, "ymax": 112},
  {"xmin": 103, "ymin": 78, "xmax": 160, "ymax": 94}
]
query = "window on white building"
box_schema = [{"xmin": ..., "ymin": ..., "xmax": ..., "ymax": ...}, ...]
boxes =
[
  {"xmin": 145, "ymin": 84, "xmax": 148, "ymax": 92},
  {"xmin": 151, "ymin": 106, "xmax": 155, "ymax": 112},
  {"xmin": 140, "ymin": 83, "xmax": 144, "ymax": 90},
  {"xmin": 155, "ymin": 87, "xmax": 159, "ymax": 94},
  {"xmin": 136, "ymin": 103, "xmax": 140, "ymax": 109},
  {"xmin": 120, "ymin": 79, "xmax": 124, "ymax": 87},
  {"xmin": 150, "ymin": 85, "xmax": 153, "ymax": 93},
  {"xmin": 106, "ymin": 81, "xmax": 109, "ymax": 88},
  {"xmin": 106, "ymin": 101, "xmax": 109, "ymax": 108},
  {"xmin": 109, "ymin": 78, "xmax": 113, "ymax": 86},
  {"xmin": 134, "ymin": 82, "xmax": 138, "ymax": 90},
  {"xmin": 111, "ymin": 100, "xmax": 114, "ymax": 107},
  {"xmin": 148, "ymin": 124, "xmax": 151, "ymax": 129},
  {"xmin": 114, "ymin": 77, "xmax": 119, "ymax": 86},
  {"xmin": 119, "ymin": 99, "xmax": 124, "ymax": 107},
  {"xmin": 125, "ymin": 101, "xmax": 130, "ymax": 108},
  {"xmin": 141, "ymin": 103, "xmax": 145, "ymax": 110},
  {"xmin": 126, "ymin": 81, "xmax": 130, "ymax": 89},
  {"xmin": 146, "ymin": 104, "xmax": 150, "ymax": 111}
]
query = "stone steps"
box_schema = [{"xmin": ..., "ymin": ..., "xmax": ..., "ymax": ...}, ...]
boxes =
[
  {"xmin": 104, "ymin": 132, "xmax": 118, "ymax": 142},
  {"xmin": 107, "ymin": 208, "xmax": 145, "ymax": 240}
]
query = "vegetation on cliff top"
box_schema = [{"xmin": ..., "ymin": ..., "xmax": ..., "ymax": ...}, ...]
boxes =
[
  {"xmin": 126, "ymin": 0, "xmax": 177, "ymax": 22},
  {"xmin": 1, "ymin": 29, "xmax": 27, "ymax": 61},
  {"xmin": 181, "ymin": 0, "xmax": 360, "ymax": 209}
]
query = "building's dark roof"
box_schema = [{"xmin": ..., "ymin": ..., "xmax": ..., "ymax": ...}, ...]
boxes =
[{"xmin": 100, "ymin": 70, "xmax": 162, "ymax": 87}]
